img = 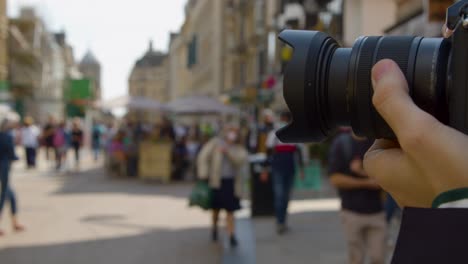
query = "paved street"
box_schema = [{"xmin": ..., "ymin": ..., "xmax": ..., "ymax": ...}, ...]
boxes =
[
  {"xmin": 0, "ymin": 150, "xmax": 385, "ymax": 264},
  {"xmin": 0, "ymin": 152, "xmax": 220, "ymax": 264}
]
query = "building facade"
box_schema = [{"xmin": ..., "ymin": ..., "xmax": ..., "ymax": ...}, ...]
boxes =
[
  {"xmin": 169, "ymin": 0, "xmax": 280, "ymax": 105},
  {"xmin": 385, "ymin": 0, "xmax": 452, "ymax": 36},
  {"xmin": 79, "ymin": 50, "xmax": 101, "ymax": 101},
  {"xmin": 343, "ymin": 0, "xmax": 398, "ymax": 45},
  {"xmin": 0, "ymin": 0, "xmax": 7, "ymax": 84},
  {"xmin": 129, "ymin": 41, "xmax": 168, "ymax": 102},
  {"xmin": 128, "ymin": 41, "xmax": 168, "ymax": 122},
  {"xmin": 8, "ymin": 8, "xmax": 66, "ymax": 122}
]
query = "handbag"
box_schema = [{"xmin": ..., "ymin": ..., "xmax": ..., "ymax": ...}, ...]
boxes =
[{"xmin": 189, "ymin": 181, "xmax": 212, "ymax": 210}]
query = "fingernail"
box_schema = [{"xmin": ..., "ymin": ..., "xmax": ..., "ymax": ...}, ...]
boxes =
[{"xmin": 372, "ymin": 60, "xmax": 394, "ymax": 84}]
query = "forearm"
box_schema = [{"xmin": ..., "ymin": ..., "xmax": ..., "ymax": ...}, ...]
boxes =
[{"xmin": 330, "ymin": 173, "xmax": 375, "ymax": 189}]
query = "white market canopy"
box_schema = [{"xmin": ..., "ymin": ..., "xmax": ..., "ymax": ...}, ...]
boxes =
[
  {"xmin": 167, "ymin": 95, "xmax": 239, "ymax": 115},
  {"xmin": 96, "ymin": 95, "xmax": 169, "ymax": 111}
]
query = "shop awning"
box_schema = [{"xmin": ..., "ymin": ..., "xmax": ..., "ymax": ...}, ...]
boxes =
[
  {"xmin": 168, "ymin": 95, "xmax": 239, "ymax": 115},
  {"xmin": 96, "ymin": 95, "xmax": 169, "ymax": 111}
]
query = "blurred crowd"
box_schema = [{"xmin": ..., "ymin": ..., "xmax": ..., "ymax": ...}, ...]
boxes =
[{"xmin": 0, "ymin": 109, "xmax": 401, "ymax": 263}]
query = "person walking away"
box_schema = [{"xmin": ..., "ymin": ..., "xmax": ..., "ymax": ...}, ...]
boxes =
[
  {"xmin": 197, "ymin": 126, "xmax": 248, "ymax": 247},
  {"xmin": 173, "ymin": 135, "xmax": 189, "ymax": 180},
  {"xmin": 328, "ymin": 131, "xmax": 385, "ymax": 264},
  {"xmin": 53, "ymin": 122, "xmax": 68, "ymax": 171},
  {"xmin": 21, "ymin": 117, "xmax": 40, "ymax": 169},
  {"xmin": 42, "ymin": 116, "xmax": 56, "ymax": 161},
  {"xmin": 261, "ymin": 111, "xmax": 306, "ymax": 234},
  {"xmin": 71, "ymin": 120, "xmax": 84, "ymax": 169},
  {"xmin": 186, "ymin": 132, "xmax": 201, "ymax": 180},
  {"xmin": 247, "ymin": 109, "xmax": 275, "ymax": 153},
  {"xmin": 0, "ymin": 113, "xmax": 24, "ymax": 235},
  {"xmin": 91, "ymin": 122, "xmax": 102, "ymax": 161}
]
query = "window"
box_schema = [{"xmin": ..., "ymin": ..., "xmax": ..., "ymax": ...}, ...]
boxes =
[{"xmin": 187, "ymin": 35, "xmax": 198, "ymax": 68}]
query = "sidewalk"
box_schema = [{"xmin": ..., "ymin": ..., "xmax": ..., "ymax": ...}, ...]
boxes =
[
  {"xmin": 2, "ymin": 149, "xmax": 398, "ymax": 263},
  {"xmin": 1, "ymin": 151, "xmax": 221, "ymax": 264}
]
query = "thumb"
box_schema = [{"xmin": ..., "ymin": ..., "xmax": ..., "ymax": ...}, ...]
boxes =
[{"xmin": 371, "ymin": 59, "xmax": 438, "ymax": 145}]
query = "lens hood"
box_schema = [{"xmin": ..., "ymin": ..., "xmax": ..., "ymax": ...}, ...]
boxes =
[{"xmin": 276, "ymin": 30, "xmax": 338, "ymax": 142}]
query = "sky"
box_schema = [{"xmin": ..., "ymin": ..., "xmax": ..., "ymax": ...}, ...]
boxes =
[{"xmin": 8, "ymin": 0, "xmax": 187, "ymax": 100}]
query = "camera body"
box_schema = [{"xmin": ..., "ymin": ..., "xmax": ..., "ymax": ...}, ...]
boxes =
[{"xmin": 277, "ymin": 1, "xmax": 468, "ymax": 143}]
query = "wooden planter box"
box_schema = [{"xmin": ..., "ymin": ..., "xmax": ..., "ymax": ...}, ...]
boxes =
[{"xmin": 138, "ymin": 141, "xmax": 172, "ymax": 182}]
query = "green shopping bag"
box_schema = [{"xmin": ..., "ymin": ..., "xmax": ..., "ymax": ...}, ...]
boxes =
[
  {"xmin": 189, "ymin": 181, "xmax": 213, "ymax": 210},
  {"xmin": 295, "ymin": 160, "xmax": 322, "ymax": 190}
]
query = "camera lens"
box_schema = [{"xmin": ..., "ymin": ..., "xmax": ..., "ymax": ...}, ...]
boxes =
[{"xmin": 277, "ymin": 30, "xmax": 451, "ymax": 142}]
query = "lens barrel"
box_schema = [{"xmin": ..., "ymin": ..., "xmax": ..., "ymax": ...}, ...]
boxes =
[{"xmin": 277, "ymin": 30, "xmax": 451, "ymax": 142}]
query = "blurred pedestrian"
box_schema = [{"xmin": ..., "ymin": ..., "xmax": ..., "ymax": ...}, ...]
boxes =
[
  {"xmin": 186, "ymin": 132, "xmax": 201, "ymax": 180},
  {"xmin": 261, "ymin": 111, "xmax": 306, "ymax": 235},
  {"xmin": 328, "ymin": 131, "xmax": 385, "ymax": 264},
  {"xmin": 197, "ymin": 125, "xmax": 248, "ymax": 247},
  {"xmin": 0, "ymin": 112, "xmax": 24, "ymax": 235},
  {"xmin": 91, "ymin": 122, "xmax": 103, "ymax": 161},
  {"xmin": 159, "ymin": 116, "xmax": 176, "ymax": 141},
  {"xmin": 108, "ymin": 130, "xmax": 126, "ymax": 176},
  {"xmin": 21, "ymin": 116, "xmax": 40, "ymax": 169},
  {"xmin": 42, "ymin": 116, "xmax": 56, "ymax": 161},
  {"xmin": 173, "ymin": 135, "xmax": 188, "ymax": 180},
  {"xmin": 53, "ymin": 121, "xmax": 68, "ymax": 171},
  {"xmin": 248, "ymin": 109, "xmax": 275, "ymax": 153},
  {"xmin": 71, "ymin": 120, "xmax": 84, "ymax": 169}
]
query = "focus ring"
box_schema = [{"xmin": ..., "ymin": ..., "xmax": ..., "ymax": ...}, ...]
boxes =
[
  {"xmin": 351, "ymin": 37, "xmax": 380, "ymax": 137},
  {"xmin": 373, "ymin": 36, "xmax": 416, "ymax": 138}
]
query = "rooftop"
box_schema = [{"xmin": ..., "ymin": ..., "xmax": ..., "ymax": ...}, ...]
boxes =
[
  {"xmin": 80, "ymin": 50, "xmax": 100, "ymax": 65},
  {"xmin": 135, "ymin": 41, "xmax": 167, "ymax": 68}
]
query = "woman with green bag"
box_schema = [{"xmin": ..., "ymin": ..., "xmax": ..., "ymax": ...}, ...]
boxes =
[{"xmin": 197, "ymin": 125, "xmax": 248, "ymax": 248}]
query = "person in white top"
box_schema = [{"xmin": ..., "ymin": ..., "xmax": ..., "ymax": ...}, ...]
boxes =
[{"xmin": 21, "ymin": 117, "xmax": 40, "ymax": 169}]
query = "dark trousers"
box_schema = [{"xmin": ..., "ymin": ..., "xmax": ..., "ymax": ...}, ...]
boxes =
[
  {"xmin": 73, "ymin": 144, "xmax": 80, "ymax": 162},
  {"xmin": 272, "ymin": 169, "xmax": 295, "ymax": 225},
  {"xmin": 25, "ymin": 147, "xmax": 37, "ymax": 167},
  {"xmin": 0, "ymin": 160, "xmax": 16, "ymax": 215}
]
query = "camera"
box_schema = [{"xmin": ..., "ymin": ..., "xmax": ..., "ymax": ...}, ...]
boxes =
[{"xmin": 277, "ymin": 1, "xmax": 468, "ymax": 143}]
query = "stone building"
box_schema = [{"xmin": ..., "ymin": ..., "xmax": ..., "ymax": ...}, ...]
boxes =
[
  {"xmin": 0, "ymin": 0, "xmax": 7, "ymax": 84},
  {"xmin": 129, "ymin": 41, "xmax": 168, "ymax": 102},
  {"xmin": 385, "ymin": 0, "xmax": 452, "ymax": 36},
  {"xmin": 343, "ymin": 0, "xmax": 398, "ymax": 45},
  {"xmin": 79, "ymin": 50, "xmax": 101, "ymax": 101},
  {"xmin": 168, "ymin": 32, "xmax": 189, "ymax": 101},
  {"xmin": 168, "ymin": 0, "xmax": 280, "ymax": 105},
  {"xmin": 54, "ymin": 32, "xmax": 82, "ymax": 80},
  {"xmin": 128, "ymin": 41, "xmax": 168, "ymax": 122},
  {"xmin": 8, "ymin": 7, "xmax": 65, "ymax": 122}
]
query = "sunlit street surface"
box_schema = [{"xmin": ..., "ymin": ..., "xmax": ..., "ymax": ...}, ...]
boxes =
[{"xmin": 0, "ymin": 152, "xmax": 352, "ymax": 264}]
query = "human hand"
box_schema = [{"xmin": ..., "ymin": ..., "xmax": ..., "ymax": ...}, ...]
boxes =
[
  {"xmin": 218, "ymin": 145, "xmax": 227, "ymax": 154},
  {"xmin": 364, "ymin": 59, "xmax": 468, "ymax": 208},
  {"xmin": 350, "ymin": 158, "xmax": 366, "ymax": 177}
]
